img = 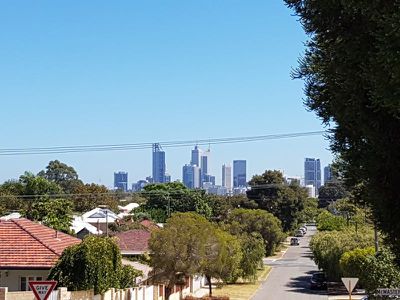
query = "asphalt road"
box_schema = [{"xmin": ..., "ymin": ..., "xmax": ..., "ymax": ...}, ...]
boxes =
[{"xmin": 252, "ymin": 226, "xmax": 328, "ymax": 300}]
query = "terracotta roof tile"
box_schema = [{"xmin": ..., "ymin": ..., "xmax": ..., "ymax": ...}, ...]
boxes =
[
  {"xmin": 0, "ymin": 218, "xmax": 81, "ymax": 269},
  {"xmin": 114, "ymin": 229, "xmax": 151, "ymax": 253}
]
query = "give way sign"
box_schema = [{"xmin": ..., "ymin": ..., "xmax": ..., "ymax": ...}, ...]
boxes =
[
  {"xmin": 28, "ymin": 281, "xmax": 57, "ymax": 300},
  {"xmin": 341, "ymin": 277, "xmax": 359, "ymax": 293}
]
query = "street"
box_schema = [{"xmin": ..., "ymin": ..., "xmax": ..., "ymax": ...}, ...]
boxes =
[{"xmin": 252, "ymin": 226, "xmax": 328, "ymax": 300}]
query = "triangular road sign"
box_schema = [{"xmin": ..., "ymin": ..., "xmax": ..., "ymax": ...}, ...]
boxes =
[
  {"xmin": 341, "ymin": 277, "xmax": 359, "ymax": 293},
  {"xmin": 28, "ymin": 281, "xmax": 57, "ymax": 300}
]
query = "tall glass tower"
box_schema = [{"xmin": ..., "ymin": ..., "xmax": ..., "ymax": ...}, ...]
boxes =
[
  {"xmin": 152, "ymin": 143, "xmax": 166, "ymax": 183},
  {"xmin": 233, "ymin": 160, "xmax": 247, "ymax": 187},
  {"xmin": 304, "ymin": 158, "xmax": 321, "ymax": 193},
  {"xmin": 114, "ymin": 171, "xmax": 128, "ymax": 192}
]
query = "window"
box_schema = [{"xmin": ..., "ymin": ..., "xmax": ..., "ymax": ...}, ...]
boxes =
[{"xmin": 20, "ymin": 276, "xmax": 43, "ymax": 291}]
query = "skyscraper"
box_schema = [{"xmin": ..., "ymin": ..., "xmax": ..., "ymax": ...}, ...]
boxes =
[
  {"xmin": 152, "ymin": 143, "xmax": 166, "ymax": 183},
  {"xmin": 304, "ymin": 158, "xmax": 321, "ymax": 193},
  {"xmin": 182, "ymin": 164, "xmax": 200, "ymax": 189},
  {"xmin": 233, "ymin": 160, "xmax": 247, "ymax": 187},
  {"xmin": 200, "ymin": 149, "xmax": 210, "ymax": 184},
  {"xmin": 114, "ymin": 171, "xmax": 128, "ymax": 192},
  {"xmin": 324, "ymin": 164, "xmax": 333, "ymax": 184},
  {"xmin": 191, "ymin": 145, "xmax": 201, "ymax": 167},
  {"xmin": 222, "ymin": 164, "xmax": 232, "ymax": 191}
]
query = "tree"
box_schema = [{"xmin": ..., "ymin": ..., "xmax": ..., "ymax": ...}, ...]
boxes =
[
  {"xmin": 247, "ymin": 170, "xmax": 308, "ymax": 231},
  {"xmin": 340, "ymin": 247, "xmax": 400, "ymax": 296},
  {"xmin": 340, "ymin": 247, "xmax": 375, "ymax": 287},
  {"xmin": 310, "ymin": 228, "xmax": 374, "ymax": 280},
  {"xmin": 139, "ymin": 183, "xmax": 212, "ymax": 222},
  {"xmin": 149, "ymin": 212, "xmax": 242, "ymax": 296},
  {"xmin": 284, "ymin": 0, "xmax": 400, "ymax": 263},
  {"xmin": 38, "ymin": 160, "xmax": 83, "ymax": 193},
  {"xmin": 318, "ymin": 181, "xmax": 348, "ymax": 208},
  {"xmin": 362, "ymin": 249, "xmax": 400, "ymax": 295},
  {"xmin": 72, "ymin": 183, "xmax": 118, "ymax": 212},
  {"xmin": 316, "ymin": 210, "xmax": 346, "ymax": 231},
  {"xmin": 207, "ymin": 195, "xmax": 258, "ymax": 221},
  {"xmin": 298, "ymin": 197, "xmax": 320, "ymax": 224},
  {"xmin": 225, "ymin": 209, "xmax": 284, "ymax": 256},
  {"xmin": 19, "ymin": 172, "xmax": 63, "ymax": 197},
  {"xmin": 237, "ymin": 233, "xmax": 265, "ymax": 282},
  {"xmin": 49, "ymin": 236, "xmax": 141, "ymax": 294},
  {"xmin": 26, "ymin": 198, "xmax": 73, "ymax": 233}
]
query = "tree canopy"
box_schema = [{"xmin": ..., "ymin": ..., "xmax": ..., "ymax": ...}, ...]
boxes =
[
  {"xmin": 38, "ymin": 160, "xmax": 82, "ymax": 193},
  {"xmin": 49, "ymin": 236, "xmax": 141, "ymax": 294},
  {"xmin": 247, "ymin": 170, "xmax": 308, "ymax": 231},
  {"xmin": 225, "ymin": 208, "xmax": 284, "ymax": 256},
  {"xmin": 138, "ymin": 183, "xmax": 212, "ymax": 222},
  {"xmin": 149, "ymin": 212, "xmax": 242, "ymax": 296},
  {"xmin": 285, "ymin": 0, "xmax": 400, "ymax": 262}
]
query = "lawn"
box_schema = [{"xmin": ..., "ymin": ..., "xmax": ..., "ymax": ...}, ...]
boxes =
[{"xmin": 212, "ymin": 266, "xmax": 272, "ymax": 300}]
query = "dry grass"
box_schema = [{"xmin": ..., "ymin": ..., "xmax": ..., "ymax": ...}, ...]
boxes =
[{"xmin": 212, "ymin": 266, "xmax": 272, "ymax": 300}]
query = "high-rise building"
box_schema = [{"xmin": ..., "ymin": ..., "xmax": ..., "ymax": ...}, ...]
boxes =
[
  {"xmin": 202, "ymin": 174, "xmax": 215, "ymax": 186},
  {"xmin": 324, "ymin": 165, "xmax": 333, "ymax": 184},
  {"xmin": 233, "ymin": 160, "xmax": 247, "ymax": 187},
  {"xmin": 200, "ymin": 150, "xmax": 210, "ymax": 182},
  {"xmin": 191, "ymin": 145, "xmax": 201, "ymax": 167},
  {"xmin": 114, "ymin": 171, "xmax": 128, "ymax": 192},
  {"xmin": 222, "ymin": 164, "xmax": 232, "ymax": 191},
  {"xmin": 164, "ymin": 173, "xmax": 171, "ymax": 183},
  {"xmin": 182, "ymin": 164, "xmax": 200, "ymax": 189},
  {"xmin": 304, "ymin": 158, "xmax": 321, "ymax": 193},
  {"xmin": 152, "ymin": 143, "xmax": 166, "ymax": 183}
]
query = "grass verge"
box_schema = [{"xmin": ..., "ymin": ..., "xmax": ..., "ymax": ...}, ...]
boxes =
[{"xmin": 212, "ymin": 266, "xmax": 272, "ymax": 300}]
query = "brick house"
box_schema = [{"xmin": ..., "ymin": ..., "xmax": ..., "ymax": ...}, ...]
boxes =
[{"xmin": 0, "ymin": 218, "xmax": 81, "ymax": 291}]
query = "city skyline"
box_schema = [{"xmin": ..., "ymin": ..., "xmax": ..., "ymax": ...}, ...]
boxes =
[{"xmin": 0, "ymin": 1, "xmax": 333, "ymax": 187}]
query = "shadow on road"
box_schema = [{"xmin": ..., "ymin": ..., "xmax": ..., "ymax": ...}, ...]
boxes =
[
  {"xmin": 300, "ymin": 251, "xmax": 314, "ymax": 259},
  {"xmin": 285, "ymin": 270, "xmax": 327, "ymax": 295}
]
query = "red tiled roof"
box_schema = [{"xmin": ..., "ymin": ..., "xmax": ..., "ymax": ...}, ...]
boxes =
[
  {"xmin": 0, "ymin": 218, "xmax": 81, "ymax": 269},
  {"xmin": 140, "ymin": 220, "xmax": 160, "ymax": 230},
  {"xmin": 114, "ymin": 229, "xmax": 151, "ymax": 254}
]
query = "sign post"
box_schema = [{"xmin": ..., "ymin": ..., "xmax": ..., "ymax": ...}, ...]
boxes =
[
  {"xmin": 341, "ymin": 278, "xmax": 358, "ymax": 300},
  {"xmin": 28, "ymin": 281, "xmax": 57, "ymax": 300}
]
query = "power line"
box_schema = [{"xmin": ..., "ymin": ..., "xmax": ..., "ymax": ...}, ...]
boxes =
[{"xmin": 0, "ymin": 131, "xmax": 325, "ymax": 156}]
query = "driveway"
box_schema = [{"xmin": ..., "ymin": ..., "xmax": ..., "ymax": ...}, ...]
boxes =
[{"xmin": 252, "ymin": 226, "xmax": 328, "ymax": 300}]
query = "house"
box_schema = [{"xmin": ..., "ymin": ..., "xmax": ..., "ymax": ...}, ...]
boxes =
[
  {"xmin": 81, "ymin": 207, "xmax": 120, "ymax": 233},
  {"xmin": 118, "ymin": 202, "xmax": 140, "ymax": 218},
  {"xmin": 70, "ymin": 215, "xmax": 102, "ymax": 239},
  {"xmin": 0, "ymin": 217, "xmax": 81, "ymax": 291}
]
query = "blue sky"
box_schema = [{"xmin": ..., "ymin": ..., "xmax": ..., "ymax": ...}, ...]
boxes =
[{"xmin": 0, "ymin": 1, "xmax": 333, "ymax": 187}]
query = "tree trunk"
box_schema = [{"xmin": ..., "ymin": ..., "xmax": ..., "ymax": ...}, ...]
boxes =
[{"xmin": 206, "ymin": 275, "xmax": 212, "ymax": 296}]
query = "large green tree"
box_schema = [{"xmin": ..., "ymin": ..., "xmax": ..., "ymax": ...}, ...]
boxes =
[
  {"xmin": 72, "ymin": 183, "xmax": 118, "ymax": 212},
  {"xmin": 318, "ymin": 181, "xmax": 348, "ymax": 208},
  {"xmin": 49, "ymin": 236, "xmax": 141, "ymax": 294},
  {"xmin": 139, "ymin": 183, "xmax": 212, "ymax": 222},
  {"xmin": 26, "ymin": 198, "xmax": 73, "ymax": 233},
  {"xmin": 285, "ymin": 0, "xmax": 400, "ymax": 262},
  {"xmin": 38, "ymin": 160, "xmax": 83, "ymax": 193},
  {"xmin": 225, "ymin": 208, "xmax": 285, "ymax": 256},
  {"xmin": 149, "ymin": 212, "xmax": 242, "ymax": 296},
  {"xmin": 247, "ymin": 170, "xmax": 307, "ymax": 231}
]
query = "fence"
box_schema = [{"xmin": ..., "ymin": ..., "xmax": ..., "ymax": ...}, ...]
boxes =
[{"xmin": 0, "ymin": 283, "xmax": 196, "ymax": 300}]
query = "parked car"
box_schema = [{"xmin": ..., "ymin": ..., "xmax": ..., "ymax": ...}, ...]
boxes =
[
  {"xmin": 295, "ymin": 230, "xmax": 304, "ymax": 237},
  {"xmin": 290, "ymin": 237, "xmax": 299, "ymax": 246},
  {"xmin": 310, "ymin": 272, "xmax": 327, "ymax": 290},
  {"xmin": 299, "ymin": 227, "xmax": 306, "ymax": 235},
  {"xmin": 300, "ymin": 225, "xmax": 307, "ymax": 232}
]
